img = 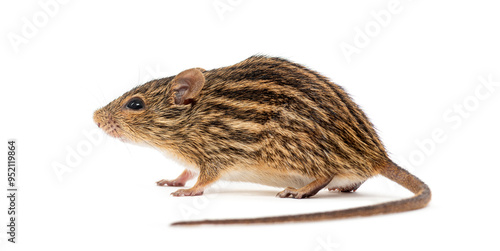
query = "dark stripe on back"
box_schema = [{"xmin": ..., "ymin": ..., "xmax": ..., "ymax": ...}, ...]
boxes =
[{"xmin": 215, "ymin": 60, "xmax": 378, "ymax": 156}]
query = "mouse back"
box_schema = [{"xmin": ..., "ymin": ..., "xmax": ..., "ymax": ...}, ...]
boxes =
[{"xmin": 185, "ymin": 56, "xmax": 389, "ymax": 180}]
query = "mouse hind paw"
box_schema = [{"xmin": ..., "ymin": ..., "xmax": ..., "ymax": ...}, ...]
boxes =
[
  {"xmin": 277, "ymin": 177, "xmax": 333, "ymax": 199},
  {"xmin": 277, "ymin": 187, "xmax": 315, "ymax": 199},
  {"xmin": 328, "ymin": 181, "xmax": 364, "ymax": 193}
]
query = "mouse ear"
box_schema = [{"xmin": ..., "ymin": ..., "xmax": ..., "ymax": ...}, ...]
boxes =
[{"xmin": 171, "ymin": 68, "xmax": 205, "ymax": 105}]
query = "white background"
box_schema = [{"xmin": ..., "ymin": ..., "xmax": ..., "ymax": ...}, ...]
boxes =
[{"xmin": 1, "ymin": 0, "xmax": 499, "ymax": 250}]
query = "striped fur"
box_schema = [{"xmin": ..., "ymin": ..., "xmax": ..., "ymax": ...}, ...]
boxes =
[{"xmin": 94, "ymin": 55, "xmax": 390, "ymax": 188}]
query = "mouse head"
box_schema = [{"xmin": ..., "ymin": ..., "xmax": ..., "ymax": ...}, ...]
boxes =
[{"xmin": 93, "ymin": 68, "xmax": 205, "ymax": 146}]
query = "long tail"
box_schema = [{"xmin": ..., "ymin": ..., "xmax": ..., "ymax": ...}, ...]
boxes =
[{"xmin": 171, "ymin": 161, "xmax": 431, "ymax": 226}]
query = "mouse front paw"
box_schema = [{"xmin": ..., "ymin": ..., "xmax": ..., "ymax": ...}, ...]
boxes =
[
  {"xmin": 156, "ymin": 179, "xmax": 186, "ymax": 187},
  {"xmin": 171, "ymin": 188, "xmax": 204, "ymax": 197}
]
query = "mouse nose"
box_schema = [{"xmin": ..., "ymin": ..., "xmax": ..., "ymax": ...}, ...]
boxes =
[{"xmin": 93, "ymin": 110, "xmax": 103, "ymax": 128}]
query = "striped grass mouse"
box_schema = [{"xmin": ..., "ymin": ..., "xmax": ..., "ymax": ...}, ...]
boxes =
[{"xmin": 93, "ymin": 55, "xmax": 431, "ymax": 225}]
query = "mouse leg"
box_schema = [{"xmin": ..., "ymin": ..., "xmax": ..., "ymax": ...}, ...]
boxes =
[
  {"xmin": 277, "ymin": 177, "xmax": 333, "ymax": 199},
  {"xmin": 171, "ymin": 167, "xmax": 220, "ymax": 197},
  {"xmin": 156, "ymin": 169, "xmax": 196, "ymax": 187}
]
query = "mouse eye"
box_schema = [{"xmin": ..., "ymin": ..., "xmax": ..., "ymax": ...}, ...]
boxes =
[{"xmin": 125, "ymin": 97, "xmax": 145, "ymax": 110}]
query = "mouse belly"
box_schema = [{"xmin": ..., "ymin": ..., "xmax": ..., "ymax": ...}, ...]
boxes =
[
  {"xmin": 220, "ymin": 168, "xmax": 366, "ymax": 190},
  {"xmin": 221, "ymin": 169, "xmax": 315, "ymax": 188}
]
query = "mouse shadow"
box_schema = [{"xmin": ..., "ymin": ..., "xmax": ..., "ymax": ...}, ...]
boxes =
[
  {"xmin": 208, "ymin": 187, "xmax": 401, "ymax": 202},
  {"xmin": 208, "ymin": 187, "xmax": 279, "ymax": 197},
  {"xmin": 312, "ymin": 190, "xmax": 400, "ymax": 202}
]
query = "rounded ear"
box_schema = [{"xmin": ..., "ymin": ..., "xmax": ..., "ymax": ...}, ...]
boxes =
[{"xmin": 171, "ymin": 68, "xmax": 205, "ymax": 105}]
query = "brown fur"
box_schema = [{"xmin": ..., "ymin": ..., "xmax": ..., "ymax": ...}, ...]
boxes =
[{"xmin": 93, "ymin": 55, "xmax": 431, "ymax": 225}]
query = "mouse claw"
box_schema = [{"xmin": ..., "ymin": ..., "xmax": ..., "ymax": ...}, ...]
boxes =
[{"xmin": 276, "ymin": 190, "xmax": 291, "ymax": 198}]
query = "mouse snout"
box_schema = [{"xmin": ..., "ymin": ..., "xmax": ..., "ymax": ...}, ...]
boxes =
[
  {"xmin": 93, "ymin": 109, "xmax": 124, "ymax": 139},
  {"xmin": 93, "ymin": 110, "xmax": 102, "ymax": 128},
  {"xmin": 93, "ymin": 109, "xmax": 108, "ymax": 131}
]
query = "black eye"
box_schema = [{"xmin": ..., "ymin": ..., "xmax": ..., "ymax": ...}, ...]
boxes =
[{"xmin": 126, "ymin": 98, "xmax": 145, "ymax": 110}]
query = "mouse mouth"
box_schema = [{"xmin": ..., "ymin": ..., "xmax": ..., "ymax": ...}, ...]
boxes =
[
  {"xmin": 103, "ymin": 127, "xmax": 123, "ymax": 138},
  {"xmin": 100, "ymin": 124, "xmax": 123, "ymax": 139}
]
